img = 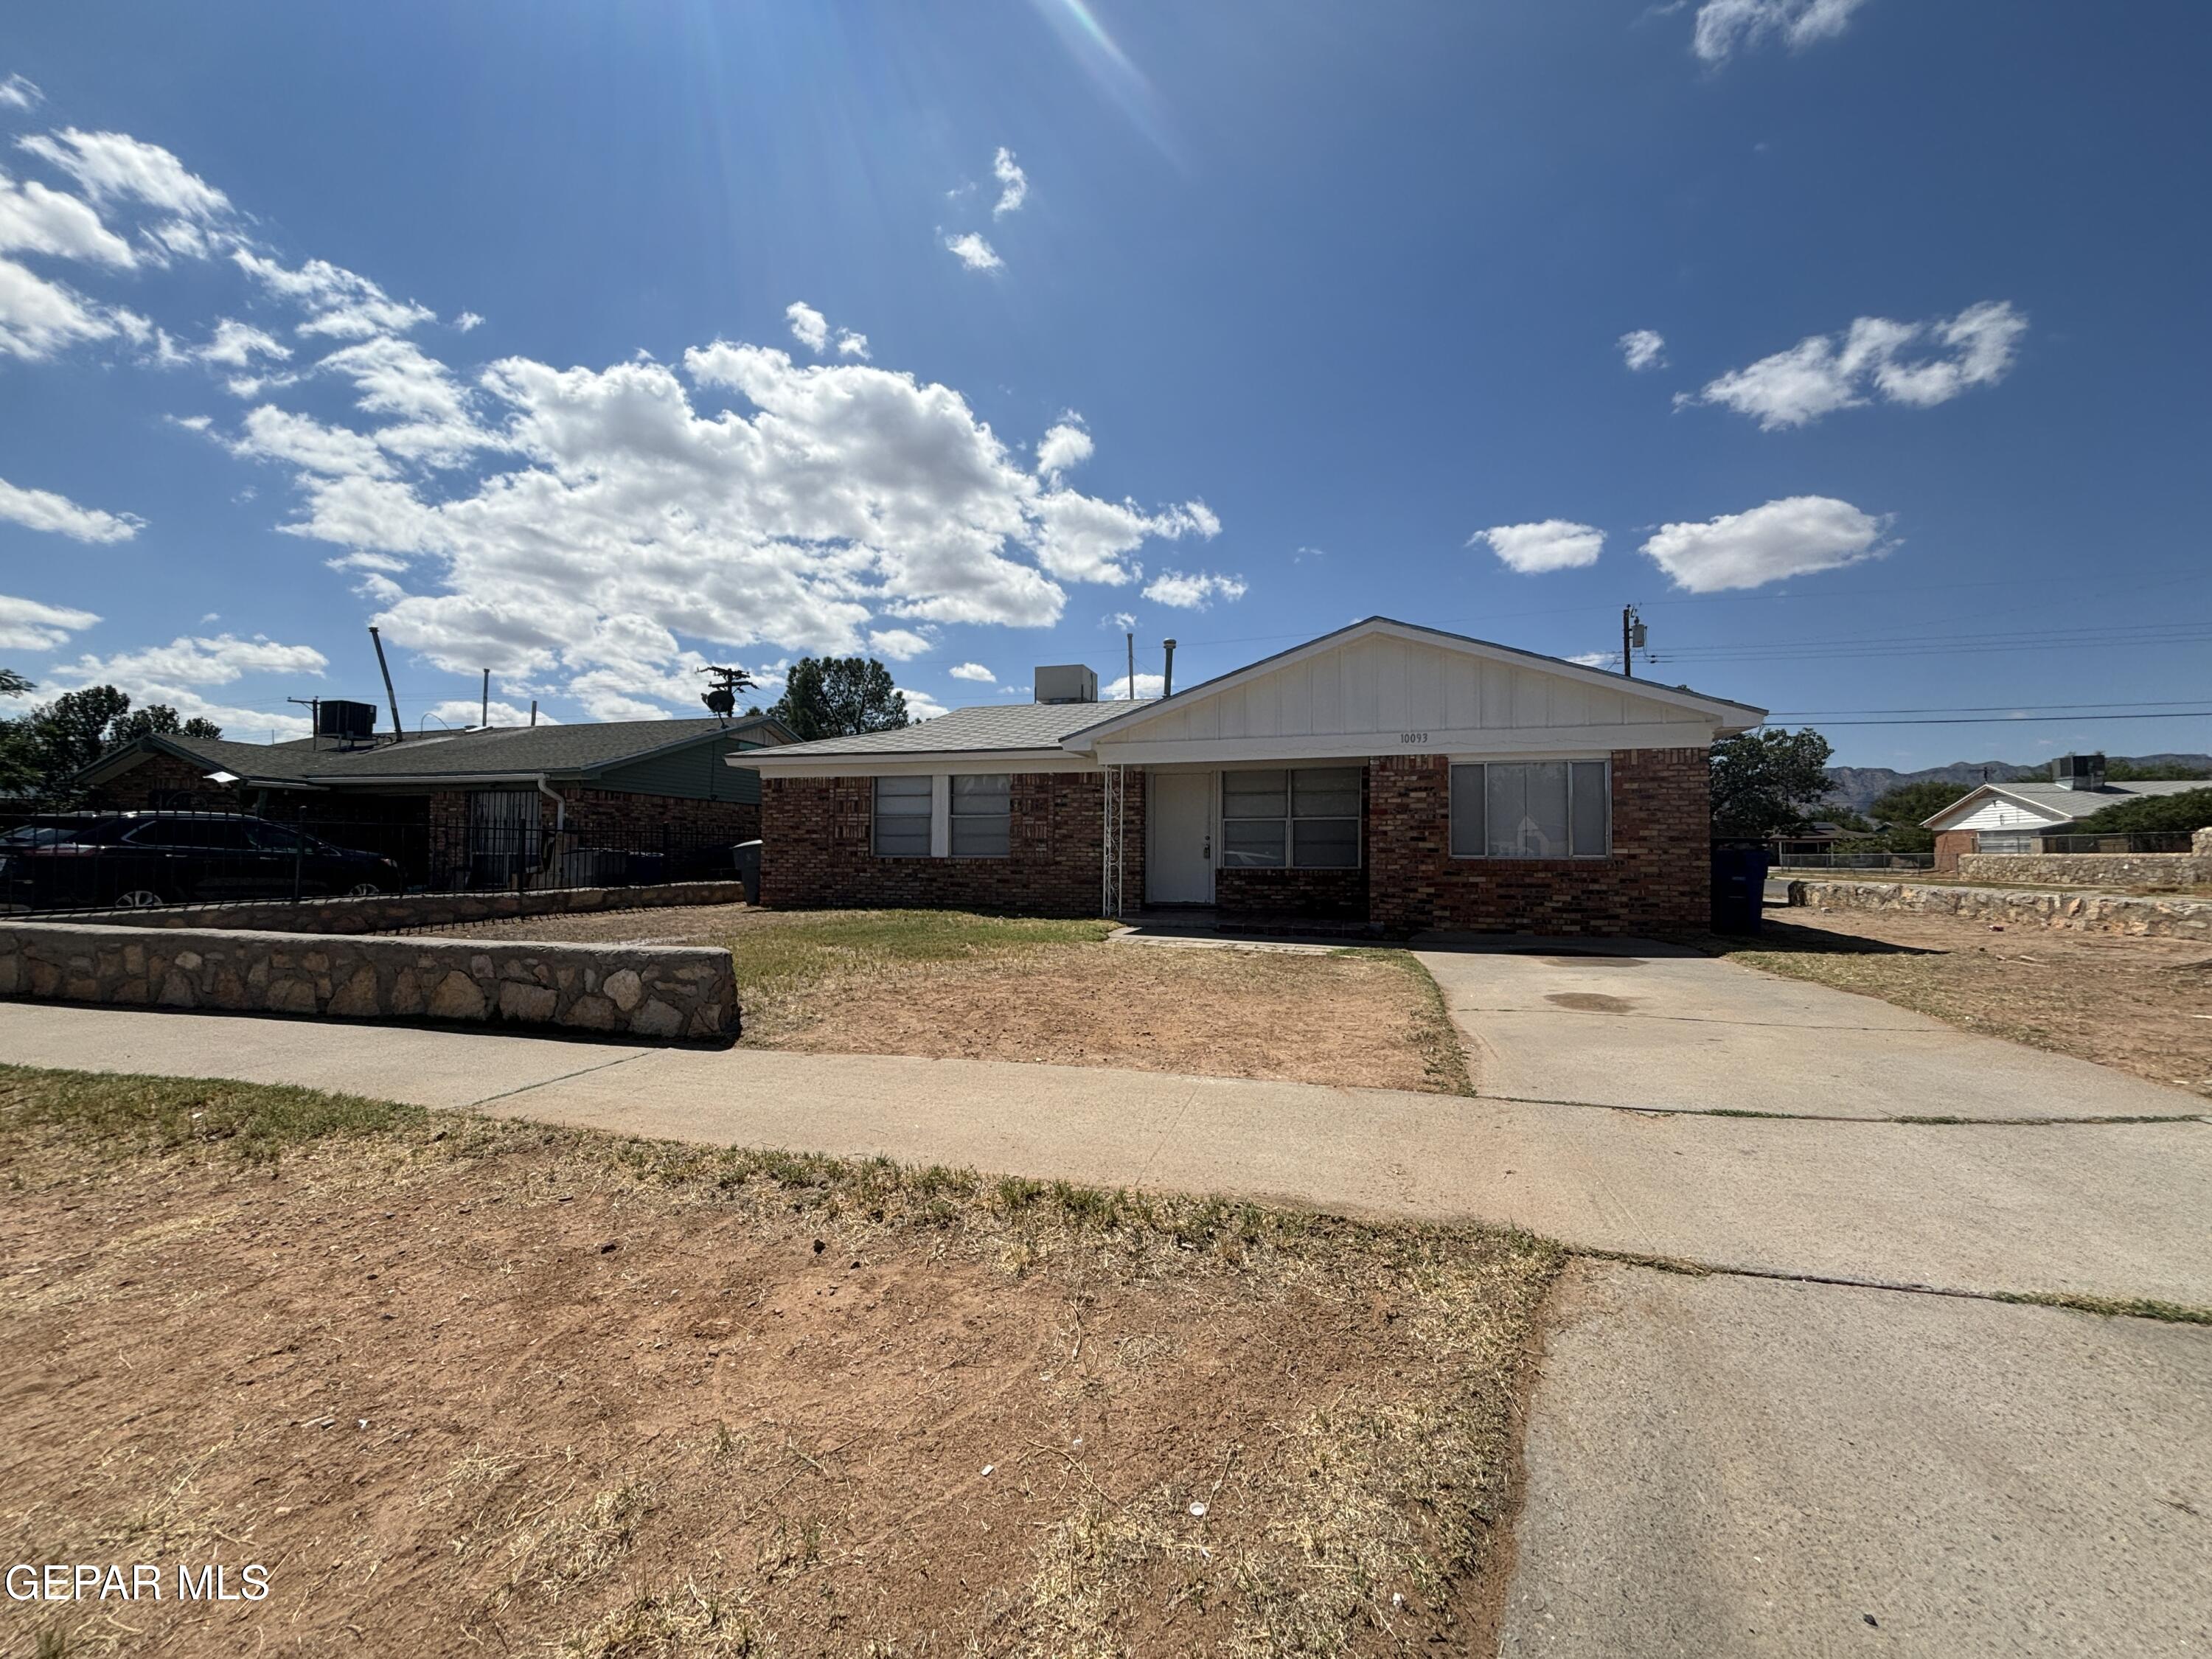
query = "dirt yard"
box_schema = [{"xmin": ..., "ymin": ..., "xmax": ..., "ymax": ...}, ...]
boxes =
[
  {"xmin": 1713, "ymin": 905, "xmax": 2212, "ymax": 1098},
  {"xmin": 0, "ymin": 1066, "xmax": 1555, "ymax": 1658},
  {"xmin": 434, "ymin": 906, "xmax": 1470, "ymax": 1094}
]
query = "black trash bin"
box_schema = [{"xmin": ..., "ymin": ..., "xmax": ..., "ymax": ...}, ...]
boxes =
[
  {"xmin": 731, "ymin": 839, "xmax": 762, "ymax": 905},
  {"xmin": 1711, "ymin": 844, "xmax": 1771, "ymax": 934}
]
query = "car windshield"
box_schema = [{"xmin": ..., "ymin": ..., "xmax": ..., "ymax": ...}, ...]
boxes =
[{"xmin": 0, "ymin": 824, "xmax": 80, "ymax": 846}]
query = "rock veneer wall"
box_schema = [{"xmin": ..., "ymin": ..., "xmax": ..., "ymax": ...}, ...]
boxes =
[
  {"xmin": 1786, "ymin": 879, "xmax": 2212, "ymax": 941},
  {"xmin": 52, "ymin": 879, "xmax": 750, "ymax": 936},
  {"xmin": 1955, "ymin": 852, "xmax": 2212, "ymax": 891},
  {"xmin": 0, "ymin": 922, "xmax": 740, "ymax": 1040}
]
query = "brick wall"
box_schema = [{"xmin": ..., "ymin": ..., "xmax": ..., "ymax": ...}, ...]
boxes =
[
  {"xmin": 1933, "ymin": 829, "xmax": 1978, "ymax": 874},
  {"xmin": 1368, "ymin": 748, "xmax": 1711, "ymax": 935},
  {"xmin": 760, "ymin": 771, "xmax": 1143, "ymax": 917},
  {"xmin": 89, "ymin": 753, "xmax": 231, "ymax": 810}
]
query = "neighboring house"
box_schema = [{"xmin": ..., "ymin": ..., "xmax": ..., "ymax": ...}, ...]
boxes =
[
  {"xmin": 1921, "ymin": 759, "xmax": 2204, "ymax": 872},
  {"xmin": 745, "ymin": 617, "xmax": 1764, "ymax": 934},
  {"xmin": 1770, "ymin": 821, "xmax": 1861, "ymax": 861},
  {"xmin": 73, "ymin": 714, "xmax": 793, "ymax": 889}
]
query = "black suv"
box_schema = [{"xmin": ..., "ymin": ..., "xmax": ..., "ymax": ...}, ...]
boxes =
[{"xmin": 0, "ymin": 813, "xmax": 406, "ymax": 911}]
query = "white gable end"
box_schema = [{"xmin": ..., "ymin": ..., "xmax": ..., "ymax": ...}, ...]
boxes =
[{"xmin": 1077, "ymin": 625, "xmax": 1751, "ymax": 765}]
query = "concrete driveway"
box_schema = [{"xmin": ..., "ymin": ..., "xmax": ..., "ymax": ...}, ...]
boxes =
[
  {"xmin": 1413, "ymin": 936, "xmax": 2197, "ymax": 1120},
  {"xmin": 1410, "ymin": 938, "xmax": 2212, "ymax": 1658}
]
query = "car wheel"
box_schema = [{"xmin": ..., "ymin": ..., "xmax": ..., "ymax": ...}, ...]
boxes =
[
  {"xmin": 346, "ymin": 882, "xmax": 383, "ymax": 897},
  {"xmin": 114, "ymin": 888, "xmax": 168, "ymax": 909}
]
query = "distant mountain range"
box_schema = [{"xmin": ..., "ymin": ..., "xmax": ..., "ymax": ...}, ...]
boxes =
[{"xmin": 1822, "ymin": 754, "xmax": 2212, "ymax": 814}]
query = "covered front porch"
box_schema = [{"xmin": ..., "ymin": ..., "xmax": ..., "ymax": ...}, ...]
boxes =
[{"xmin": 1136, "ymin": 761, "xmax": 1371, "ymax": 923}]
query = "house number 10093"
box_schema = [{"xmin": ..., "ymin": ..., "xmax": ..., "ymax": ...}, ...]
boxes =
[{"xmin": 1397, "ymin": 731, "xmax": 1430, "ymax": 745}]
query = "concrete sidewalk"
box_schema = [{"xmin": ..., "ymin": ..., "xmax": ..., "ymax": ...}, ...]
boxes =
[{"xmin": 3, "ymin": 1001, "xmax": 2206, "ymax": 1303}]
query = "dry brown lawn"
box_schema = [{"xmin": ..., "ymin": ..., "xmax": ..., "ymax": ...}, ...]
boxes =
[
  {"xmin": 1711, "ymin": 906, "xmax": 2212, "ymax": 1099},
  {"xmin": 434, "ymin": 905, "xmax": 1471, "ymax": 1095},
  {"xmin": 0, "ymin": 1066, "xmax": 1555, "ymax": 1658}
]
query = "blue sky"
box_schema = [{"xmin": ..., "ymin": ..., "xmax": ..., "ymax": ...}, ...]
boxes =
[{"xmin": 1, "ymin": 0, "xmax": 2208, "ymax": 766}]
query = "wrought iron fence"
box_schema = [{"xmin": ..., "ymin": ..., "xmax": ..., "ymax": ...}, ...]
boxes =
[
  {"xmin": 1767, "ymin": 852, "xmax": 1937, "ymax": 871},
  {"xmin": 0, "ymin": 802, "xmax": 754, "ymax": 917}
]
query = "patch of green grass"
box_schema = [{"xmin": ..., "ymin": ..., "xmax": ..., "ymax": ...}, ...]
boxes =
[
  {"xmin": 722, "ymin": 908, "xmax": 1117, "ymax": 1002},
  {"xmin": 0, "ymin": 1063, "xmax": 426, "ymax": 1164}
]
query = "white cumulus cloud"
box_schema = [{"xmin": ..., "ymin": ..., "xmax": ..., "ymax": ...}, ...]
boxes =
[
  {"xmin": 1142, "ymin": 570, "xmax": 1247, "ymax": 610},
  {"xmin": 1618, "ymin": 329, "xmax": 1666, "ymax": 372},
  {"xmin": 1639, "ymin": 495, "xmax": 1888, "ymax": 592},
  {"xmin": 453, "ymin": 310, "xmax": 484, "ymax": 333},
  {"xmin": 0, "ymin": 75, "xmax": 44, "ymax": 113},
  {"xmin": 16, "ymin": 128, "xmax": 232, "ymax": 223},
  {"xmin": 948, "ymin": 661, "xmax": 995, "ymax": 683},
  {"xmin": 1035, "ymin": 419, "xmax": 1093, "ymax": 479},
  {"xmin": 1472, "ymin": 519, "xmax": 1605, "ymax": 575},
  {"xmin": 945, "ymin": 232, "xmax": 1002, "ymax": 271},
  {"xmin": 785, "ymin": 301, "xmax": 829, "ymax": 352},
  {"xmin": 0, "ymin": 593, "xmax": 100, "ymax": 652},
  {"xmin": 234, "ymin": 249, "xmax": 434, "ymax": 338},
  {"xmin": 46, "ymin": 631, "xmax": 330, "ymax": 736},
  {"xmin": 868, "ymin": 627, "xmax": 933, "ymax": 661},
  {"xmin": 992, "ymin": 147, "xmax": 1029, "ymax": 217},
  {"xmin": 1102, "ymin": 672, "xmax": 1164, "ymax": 700},
  {"xmin": 834, "ymin": 328, "xmax": 869, "ymax": 358},
  {"xmin": 1692, "ymin": 0, "xmax": 1870, "ymax": 63},
  {"xmin": 0, "ymin": 475, "xmax": 141, "ymax": 543},
  {"xmin": 0, "ymin": 166, "xmax": 136, "ymax": 266},
  {"xmin": 1686, "ymin": 300, "xmax": 2025, "ymax": 429}
]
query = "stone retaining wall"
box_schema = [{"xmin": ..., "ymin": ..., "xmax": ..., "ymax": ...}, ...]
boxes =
[
  {"xmin": 31, "ymin": 879, "xmax": 750, "ymax": 936},
  {"xmin": 1786, "ymin": 878, "xmax": 2212, "ymax": 940},
  {"xmin": 1955, "ymin": 852, "xmax": 2212, "ymax": 891},
  {"xmin": 0, "ymin": 922, "xmax": 740, "ymax": 1040}
]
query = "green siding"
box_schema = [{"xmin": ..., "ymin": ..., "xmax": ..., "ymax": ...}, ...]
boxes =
[{"xmin": 596, "ymin": 740, "xmax": 762, "ymax": 803}]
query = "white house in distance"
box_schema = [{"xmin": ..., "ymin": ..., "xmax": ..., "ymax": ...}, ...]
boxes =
[
  {"xmin": 1921, "ymin": 754, "xmax": 2202, "ymax": 871},
  {"xmin": 744, "ymin": 616, "xmax": 1764, "ymax": 936}
]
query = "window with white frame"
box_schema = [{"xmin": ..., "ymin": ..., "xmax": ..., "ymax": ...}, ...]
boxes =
[
  {"xmin": 872, "ymin": 775, "xmax": 933, "ymax": 856},
  {"xmin": 1449, "ymin": 760, "xmax": 1609, "ymax": 858},
  {"xmin": 1220, "ymin": 766, "xmax": 1363, "ymax": 869},
  {"xmin": 950, "ymin": 773, "xmax": 1011, "ymax": 858}
]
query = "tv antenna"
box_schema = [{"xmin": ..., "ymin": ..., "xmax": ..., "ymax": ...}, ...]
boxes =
[{"xmin": 698, "ymin": 664, "xmax": 757, "ymax": 720}]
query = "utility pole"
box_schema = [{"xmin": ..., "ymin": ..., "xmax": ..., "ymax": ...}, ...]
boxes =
[
  {"xmin": 698, "ymin": 664, "xmax": 756, "ymax": 721},
  {"xmin": 1163, "ymin": 639, "xmax": 1177, "ymax": 698},
  {"xmin": 368, "ymin": 626, "xmax": 403, "ymax": 743},
  {"xmin": 1621, "ymin": 605, "xmax": 1646, "ymax": 678},
  {"xmin": 481, "ymin": 669, "xmax": 490, "ymax": 728},
  {"xmin": 288, "ymin": 695, "xmax": 320, "ymax": 749},
  {"xmin": 1126, "ymin": 632, "xmax": 1135, "ymax": 700}
]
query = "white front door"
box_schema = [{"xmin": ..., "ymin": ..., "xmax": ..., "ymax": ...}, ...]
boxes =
[{"xmin": 1147, "ymin": 770, "xmax": 1214, "ymax": 904}]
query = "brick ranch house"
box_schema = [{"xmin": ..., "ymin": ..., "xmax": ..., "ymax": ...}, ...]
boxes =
[
  {"xmin": 1919, "ymin": 761, "xmax": 2205, "ymax": 873},
  {"xmin": 746, "ymin": 618, "xmax": 1765, "ymax": 934},
  {"xmin": 74, "ymin": 714, "xmax": 792, "ymax": 890}
]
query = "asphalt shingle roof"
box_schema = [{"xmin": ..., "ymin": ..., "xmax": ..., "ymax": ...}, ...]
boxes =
[
  {"xmin": 1989, "ymin": 781, "xmax": 2203, "ymax": 812},
  {"xmin": 129, "ymin": 714, "xmax": 787, "ymax": 786},
  {"xmin": 754, "ymin": 701, "xmax": 1146, "ymax": 759}
]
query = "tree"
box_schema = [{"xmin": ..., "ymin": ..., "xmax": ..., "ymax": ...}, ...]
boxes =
[
  {"xmin": 22, "ymin": 685, "xmax": 132, "ymax": 784},
  {"xmin": 768, "ymin": 657, "xmax": 909, "ymax": 742},
  {"xmin": 2067, "ymin": 787, "xmax": 2212, "ymax": 836},
  {"xmin": 0, "ymin": 668, "xmax": 36, "ymax": 793},
  {"xmin": 1864, "ymin": 779, "xmax": 1975, "ymax": 854},
  {"xmin": 1709, "ymin": 728, "xmax": 1834, "ymax": 839}
]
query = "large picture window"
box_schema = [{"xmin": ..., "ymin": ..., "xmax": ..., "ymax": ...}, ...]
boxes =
[
  {"xmin": 950, "ymin": 773, "xmax": 1011, "ymax": 858},
  {"xmin": 1220, "ymin": 766, "xmax": 1362, "ymax": 869},
  {"xmin": 1449, "ymin": 761, "xmax": 1609, "ymax": 858},
  {"xmin": 873, "ymin": 775, "xmax": 932, "ymax": 857}
]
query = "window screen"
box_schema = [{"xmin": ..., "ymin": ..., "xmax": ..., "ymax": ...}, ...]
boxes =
[
  {"xmin": 949, "ymin": 773, "xmax": 1011, "ymax": 858},
  {"xmin": 873, "ymin": 775, "xmax": 933, "ymax": 857},
  {"xmin": 1448, "ymin": 762, "xmax": 1608, "ymax": 858}
]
